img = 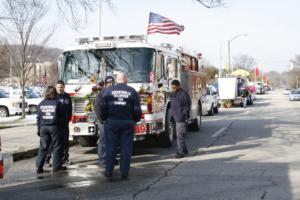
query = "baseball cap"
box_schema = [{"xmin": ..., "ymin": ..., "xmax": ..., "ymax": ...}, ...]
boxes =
[{"xmin": 105, "ymin": 76, "xmax": 115, "ymax": 83}]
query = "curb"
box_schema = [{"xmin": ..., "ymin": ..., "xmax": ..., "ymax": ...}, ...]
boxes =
[{"xmin": 9, "ymin": 141, "xmax": 78, "ymax": 162}]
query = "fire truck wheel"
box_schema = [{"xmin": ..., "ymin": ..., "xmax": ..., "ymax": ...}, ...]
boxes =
[
  {"xmin": 78, "ymin": 136, "xmax": 97, "ymax": 147},
  {"xmin": 158, "ymin": 109, "xmax": 175, "ymax": 148},
  {"xmin": 214, "ymin": 104, "xmax": 219, "ymax": 113},
  {"xmin": 189, "ymin": 107, "xmax": 201, "ymax": 132},
  {"xmin": 208, "ymin": 105, "xmax": 214, "ymax": 116}
]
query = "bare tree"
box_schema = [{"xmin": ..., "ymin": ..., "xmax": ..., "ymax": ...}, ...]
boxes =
[
  {"xmin": 0, "ymin": 42, "xmax": 10, "ymax": 80},
  {"xmin": 55, "ymin": 0, "xmax": 113, "ymax": 30},
  {"xmin": 203, "ymin": 65, "xmax": 219, "ymax": 83},
  {"xmin": 195, "ymin": 0, "xmax": 224, "ymax": 8},
  {"xmin": 290, "ymin": 54, "xmax": 300, "ymax": 69},
  {"xmin": 0, "ymin": 0, "xmax": 54, "ymax": 118},
  {"xmin": 233, "ymin": 54, "xmax": 256, "ymax": 71}
]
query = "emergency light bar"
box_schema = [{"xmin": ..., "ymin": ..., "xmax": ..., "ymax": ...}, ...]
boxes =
[{"xmin": 76, "ymin": 35, "xmax": 147, "ymax": 45}]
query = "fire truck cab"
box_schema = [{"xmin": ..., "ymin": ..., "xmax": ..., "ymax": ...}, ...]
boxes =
[{"xmin": 58, "ymin": 35, "xmax": 208, "ymax": 147}]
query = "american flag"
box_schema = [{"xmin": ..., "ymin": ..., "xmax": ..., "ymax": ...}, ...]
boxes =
[
  {"xmin": 149, "ymin": 64, "xmax": 155, "ymax": 83},
  {"xmin": 150, "ymin": 71, "xmax": 155, "ymax": 83},
  {"xmin": 147, "ymin": 12, "xmax": 184, "ymax": 35}
]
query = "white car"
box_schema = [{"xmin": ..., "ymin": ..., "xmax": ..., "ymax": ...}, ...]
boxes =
[
  {"xmin": 205, "ymin": 85, "xmax": 219, "ymax": 116},
  {"xmin": 289, "ymin": 89, "xmax": 300, "ymax": 101},
  {"xmin": 8, "ymin": 89, "xmax": 42, "ymax": 114},
  {"xmin": 284, "ymin": 88, "xmax": 292, "ymax": 95},
  {"xmin": 0, "ymin": 90, "xmax": 28, "ymax": 117}
]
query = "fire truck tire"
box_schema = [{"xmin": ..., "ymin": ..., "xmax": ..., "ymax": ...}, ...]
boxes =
[
  {"xmin": 214, "ymin": 104, "xmax": 219, "ymax": 113},
  {"xmin": 189, "ymin": 106, "xmax": 201, "ymax": 132},
  {"xmin": 208, "ymin": 105, "xmax": 214, "ymax": 116},
  {"xmin": 78, "ymin": 136, "xmax": 97, "ymax": 147},
  {"xmin": 158, "ymin": 109, "xmax": 175, "ymax": 147}
]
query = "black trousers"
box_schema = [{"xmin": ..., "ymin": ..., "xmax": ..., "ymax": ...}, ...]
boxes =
[
  {"xmin": 36, "ymin": 126, "xmax": 63, "ymax": 170},
  {"xmin": 46, "ymin": 125, "xmax": 69, "ymax": 163}
]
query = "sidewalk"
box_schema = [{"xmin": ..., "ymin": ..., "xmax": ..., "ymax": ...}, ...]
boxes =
[{"xmin": 1, "ymin": 125, "xmax": 39, "ymax": 161}]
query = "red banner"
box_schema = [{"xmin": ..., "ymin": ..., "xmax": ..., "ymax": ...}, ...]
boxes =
[{"xmin": 255, "ymin": 67, "xmax": 259, "ymax": 76}]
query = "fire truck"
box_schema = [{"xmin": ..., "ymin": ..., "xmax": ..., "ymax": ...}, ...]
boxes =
[{"xmin": 58, "ymin": 35, "xmax": 209, "ymax": 147}]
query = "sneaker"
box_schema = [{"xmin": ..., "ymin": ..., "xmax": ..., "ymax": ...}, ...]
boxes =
[
  {"xmin": 175, "ymin": 153, "xmax": 185, "ymax": 159},
  {"xmin": 45, "ymin": 161, "xmax": 52, "ymax": 168},
  {"xmin": 53, "ymin": 166, "xmax": 67, "ymax": 173},
  {"xmin": 97, "ymin": 162, "xmax": 105, "ymax": 168},
  {"xmin": 63, "ymin": 160, "xmax": 73, "ymax": 166},
  {"xmin": 183, "ymin": 149, "xmax": 189, "ymax": 155},
  {"xmin": 102, "ymin": 172, "xmax": 113, "ymax": 181},
  {"xmin": 121, "ymin": 175, "xmax": 128, "ymax": 180},
  {"xmin": 36, "ymin": 168, "xmax": 44, "ymax": 174}
]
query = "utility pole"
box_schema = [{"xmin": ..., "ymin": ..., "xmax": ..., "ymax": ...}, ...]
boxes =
[
  {"xmin": 99, "ymin": 0, "xmax": 102, "ymax": 37},
  {"xmin": 227, "ymin": 40, "xmax": 230, "ymax": 74},
  {"xmin": 9, "ymin": 56, "xmax": 12, "ymax": 85},
  {"xmin": 228, "ymin": 34, "xmax": 247, "ymax": 75},
  {"xmin": 219, "ymin": 44, "xmax": 222, "ymax": 78}
]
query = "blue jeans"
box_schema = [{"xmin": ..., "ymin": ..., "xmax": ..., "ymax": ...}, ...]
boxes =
[
  {"xmin": 36, "ymin": 126, "xmax": 63, "ymax": 170},
  {"xmin": 104, "ymin": 120, "xmax": 135, "ymax": 177},
  {"xmin": 98, "ymin": 123, "xmax": 106, "ymax": 164}
]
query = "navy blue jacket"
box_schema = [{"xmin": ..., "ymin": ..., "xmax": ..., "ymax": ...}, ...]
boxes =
[
  {"xmin": 94, "ymin": 90, "xmax": 104, "ymax": 123},
  {"xmin": 58, "ymin": 93, "xmax": 72, "ymax": 125},
  {"xmin": 170, "ymin": 89, "xmax": 191, "ymax": 122},
  {"xmin": 37, "ymin": 99, "xmax": 64, "ymax": 128},
  {"xmin": 101, "ymin": 83, "xmax": 142, "ymax": 122}
]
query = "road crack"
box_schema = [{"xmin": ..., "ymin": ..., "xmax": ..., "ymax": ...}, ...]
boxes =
[
  {"xmin": 207, "ymin": 120, "xmax": 236, "ymax": 148},
  {"xmin": 260, "ymin": 190, "xmax": 267, "ymax": 199},
  {"xmin": 132, "ymin": 159, "xmax": 183, "ymax": 199}
]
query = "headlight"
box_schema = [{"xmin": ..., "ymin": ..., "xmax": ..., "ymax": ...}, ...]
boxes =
[{"xmin": 87, "ymin": 113, "xmax": 97, "ymax": 123}]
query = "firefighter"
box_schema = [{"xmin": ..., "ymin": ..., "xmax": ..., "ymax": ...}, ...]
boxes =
[
  {"xmin": 56, "ymin": 80, "xmax": 73, "ymax": 164},
  {"xmin": 94, "ymin": 76, "xmax": 116, "ymax": 166},
  {"xmin": 100, "ymin": 73, "xmax": 141, "ymax": 180},
  {"xmin": 36, "ymin": 86, "xmax": 66, "ymax": 173},
  {"xmin": 170, "ymin": 80, "xmax": 191, "ymax": 159}
]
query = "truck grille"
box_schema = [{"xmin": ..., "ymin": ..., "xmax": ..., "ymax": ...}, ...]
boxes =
[{"xmin": 74, "ymin": 99, "xmax": 89, "ymax": 114}]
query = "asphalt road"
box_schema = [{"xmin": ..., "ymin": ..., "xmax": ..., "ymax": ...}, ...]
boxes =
[{"xmin": 1, "ymin": 90, "xmax": 300, "ymax": 200}]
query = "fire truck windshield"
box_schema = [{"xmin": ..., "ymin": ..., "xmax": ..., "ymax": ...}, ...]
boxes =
[{"xmin": 61, "ymin": 48, "xmax": 155, "ymax": 84}]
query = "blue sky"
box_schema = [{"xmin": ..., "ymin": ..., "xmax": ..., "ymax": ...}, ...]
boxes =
[{"xmin": 49, "ymin": 0, "xmax": 300, "ymax": 72}]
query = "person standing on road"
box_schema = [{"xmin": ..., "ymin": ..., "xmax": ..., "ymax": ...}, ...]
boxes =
[
  {"xmin": 170, "ymin": 80, "xmax": 191, "ymax": 159},
  {"xmin": 36, "ymin": 86, "xmax": 66, "ymax": 173},
  {"xmin": 100, "ymin": 73, "xmax": 141, "ymax": 180},
  {"xmin": 242, "ymin": 87, "xmax": 249, "ymax": 108},
  {"xmin": 56, "ymin": 80, "xmax": 73, "ymax": 165},
  {"xmin": 94, "ymin": 76, "xmax": 116, "ymax": 166}
]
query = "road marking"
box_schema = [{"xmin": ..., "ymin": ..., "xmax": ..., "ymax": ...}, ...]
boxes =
[{"xmin": 212, "ymin": 127, "xmax": 226, "ymax": 138}]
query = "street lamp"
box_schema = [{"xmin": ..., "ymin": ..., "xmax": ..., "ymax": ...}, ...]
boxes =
[{"xmin": 228, "ymin": 33, "xmax": 247, "ymax": 73}]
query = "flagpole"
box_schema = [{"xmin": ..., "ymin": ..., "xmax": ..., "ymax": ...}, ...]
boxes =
[{"xmin": 145, "ymin": 12, "xmax": 151, "ymax": 42}]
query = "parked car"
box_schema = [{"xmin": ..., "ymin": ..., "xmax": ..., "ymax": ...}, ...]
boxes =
[
  {"xmin": 205, "ymin": 85, "xmax": 219, "ymax": 115},
  {"xmin": 289, "ymin": 90, "xmax": 300, "ymax": 101},
  {"xmin": 255, "ymin": 82, "xmax": 265, "ymax": 94},
  {"xmin": 8, "ymin": 88, "xmax": 42, "ymax": 114},
  {"xmin": 0, "ymin": 90, "xmax": 28, "ymax": 117},
  {"xmin": 284, "ymin": 88, "xmax": 292, "ymax": 95}
]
